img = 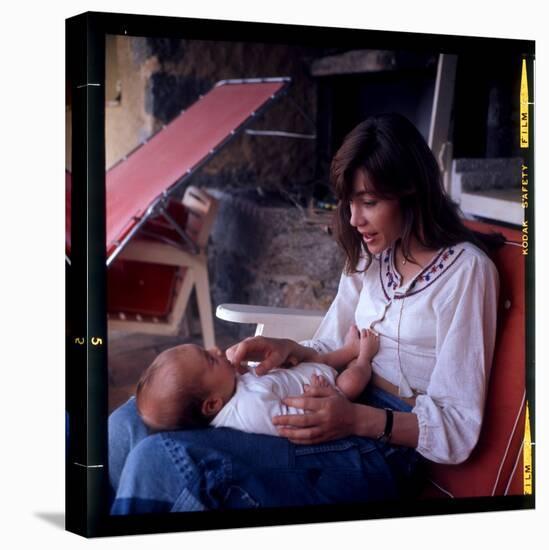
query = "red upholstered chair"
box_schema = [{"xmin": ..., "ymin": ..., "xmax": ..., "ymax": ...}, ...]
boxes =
[
  {"xmin": 423, "ymin": 221, "xmax": 527, "ymax": 497},
  {"xmin": 216, "ymin": 220, "xmax": 528, "ymax": 498}
]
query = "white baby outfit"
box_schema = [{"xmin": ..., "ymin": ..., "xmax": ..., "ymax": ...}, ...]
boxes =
[{"xmin": 211, "ymin": 362, "xmax": 338, "ymax": 437}]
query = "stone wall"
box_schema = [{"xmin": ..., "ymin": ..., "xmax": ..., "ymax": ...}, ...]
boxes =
[
  {"xmin": 104, "ymin": 36, "xmax": 157, "ymax": 169},
  {"xmin": 206, "ymin": 190, "xmax": 344, "ymax": 339},
  {"xmin": 453, "ymin": 158, "xmax": 523, "ymax": 192}
]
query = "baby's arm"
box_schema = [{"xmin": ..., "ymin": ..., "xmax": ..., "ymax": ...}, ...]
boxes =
[
  {"xmin": 285, "ymin": 326, "xmax": 377, "ymax": 379},
  {"xmin": 313, "ymin": 325, "xmax": 363, "ymax": 371},
  {"xmin": 336, "ymin": 329, "xmax": 379, "ymax": 400}
]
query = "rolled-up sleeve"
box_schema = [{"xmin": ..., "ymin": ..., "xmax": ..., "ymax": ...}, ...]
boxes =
[{"xmin": 412, "ymin": 254, "xmax": 499, "ymax": 464}]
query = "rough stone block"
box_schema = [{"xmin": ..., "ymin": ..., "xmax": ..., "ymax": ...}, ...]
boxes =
[
  {"xmin": 207, "ymin": 189, "xmax": 344, "ymax": 317},
  {"xmin": 453, "ymin": 157, "xmax": 523, "ymax": 192}
]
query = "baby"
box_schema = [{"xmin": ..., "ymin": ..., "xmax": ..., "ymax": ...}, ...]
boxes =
[{"xmin": 135, "ymin": 327, "xmax": 379, "ymax": 436}]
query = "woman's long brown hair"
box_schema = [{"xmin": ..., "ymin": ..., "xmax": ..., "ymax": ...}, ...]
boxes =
[{"xmin": 331, "ymin": 113, "xmax": 504, "ymax": 273}]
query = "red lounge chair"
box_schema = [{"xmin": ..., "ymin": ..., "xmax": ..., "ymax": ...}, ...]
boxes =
[
  {"xmin": 67, "ymin": 78, "xmax": 290, "ymax": 346},
  {"xmin": 108, "ymin": 186, "xmax": 218, "ymax": 346}
]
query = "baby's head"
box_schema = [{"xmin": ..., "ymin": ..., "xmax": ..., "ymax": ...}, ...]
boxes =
[{"xmin": 135, "ymin": 344, "xmax": 237, "ymax": 431}]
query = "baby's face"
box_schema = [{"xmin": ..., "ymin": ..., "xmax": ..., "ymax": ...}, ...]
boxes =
[{"xmin": 180, "ymin": 344, "xmax": 237, "ymax": 401}]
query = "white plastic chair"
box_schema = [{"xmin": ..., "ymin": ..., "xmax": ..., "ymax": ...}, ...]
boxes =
[{"xmin": 216, "ymin": 303, "xmax": 324, "ymax": 342}]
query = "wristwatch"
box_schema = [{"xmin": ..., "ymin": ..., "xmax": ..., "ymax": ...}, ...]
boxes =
[{"xmin": 376, "ymin": 408, "xmax": 394, "ymax": 445}]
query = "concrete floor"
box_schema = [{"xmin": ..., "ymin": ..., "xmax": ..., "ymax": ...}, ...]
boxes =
[{"xmin": 108, "ymin": 319, "xmax": 238, "ymax": 414}]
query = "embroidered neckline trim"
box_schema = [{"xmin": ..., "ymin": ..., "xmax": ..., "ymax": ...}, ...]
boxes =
[{"xmin": 380, "ymin": 245, "xmax": 464, "ymax": 299}]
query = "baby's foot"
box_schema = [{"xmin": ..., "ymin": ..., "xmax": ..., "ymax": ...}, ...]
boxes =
[
  {"xmin": 304, "ymin": 373, "xmax": 331, "ymax": 394},
  {"xmin": 311, "ymin": 373, "xmax": 330, "ymax": 387},
  {"xmin": 358, "ymin": 329, "xmax": 379, "ymax": 362}
]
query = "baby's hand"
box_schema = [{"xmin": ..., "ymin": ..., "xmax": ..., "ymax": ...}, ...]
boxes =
[{"xmin": 358, "ymin": 329, "xmax": 380, "ymax": 361}]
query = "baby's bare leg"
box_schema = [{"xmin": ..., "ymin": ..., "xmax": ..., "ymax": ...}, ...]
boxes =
[
  {"xmin": 336, "ymin": 359, "xmax": 372, "ymax": 400},
  {"xmin": 336, "ymin": 329, "xmax": 379, "ymax": 400}
]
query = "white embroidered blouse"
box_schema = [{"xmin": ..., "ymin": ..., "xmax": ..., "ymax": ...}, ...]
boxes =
[{"xmin": 303, "ymin": 242, "xmax": 499, "ymax": 465}]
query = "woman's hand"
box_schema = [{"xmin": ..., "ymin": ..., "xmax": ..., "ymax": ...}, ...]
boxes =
[
  {"xmin": 272, "ymin": 385, "xmax": 358, "ymax": 444},
  {"xmin": 226, "ymin": 336, "xmax": 301, "ymax": 375}
]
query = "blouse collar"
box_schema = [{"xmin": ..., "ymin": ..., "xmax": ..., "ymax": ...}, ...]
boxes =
[{"xmin": 379, "ymin": 244, "xmax": 464, "ymax": 300}]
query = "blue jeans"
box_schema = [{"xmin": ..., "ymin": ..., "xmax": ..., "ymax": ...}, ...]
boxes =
[{"xmin": 109, "ymin": 386, "xmax": 425, "ymax": 514}]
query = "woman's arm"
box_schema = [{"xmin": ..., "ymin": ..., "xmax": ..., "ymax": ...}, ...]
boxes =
[
  {"xmin": 225, "ymin": 329, "xmax": 361, "ymax": 376},
  {"xmin": 226, "ymin": 336, "xmax": 310, "ymax": 375},
  {"xmin": 411, "ymin": 251, "xmax": 499, "ymax": 464},
  {"xmin": 272, "ymin": 385, "xmax": 419, "ymax": 447},
  {"xmin": 354, "ymin": 405, "xmax": 419, "ymax": 448}
]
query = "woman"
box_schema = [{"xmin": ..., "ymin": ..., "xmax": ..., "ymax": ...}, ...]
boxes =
[{"xmin": 109, "ymin": 113, "xmax": 500, "ymax": 513}]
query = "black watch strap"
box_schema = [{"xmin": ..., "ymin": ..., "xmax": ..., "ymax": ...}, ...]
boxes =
[{"xmin": 376, "ymin": 408, "xmax": 393, "ymax": 445}]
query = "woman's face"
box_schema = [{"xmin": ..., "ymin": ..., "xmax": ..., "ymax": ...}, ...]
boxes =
[{"xmin": 349, "ymin": 169, "xmax": 403, "ymax": 255}]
